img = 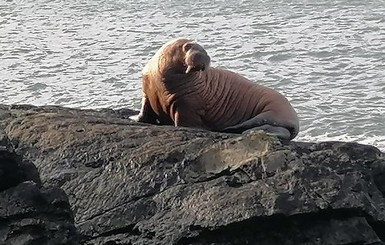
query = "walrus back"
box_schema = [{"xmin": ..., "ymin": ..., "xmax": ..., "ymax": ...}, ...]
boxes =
[
  {"xmin": 200, "ymin": 68, "xmax": 260, "ymax": 130},
  {"xmin": 201, "ymin": 68, "xmax": 297, "ymax": 132}
]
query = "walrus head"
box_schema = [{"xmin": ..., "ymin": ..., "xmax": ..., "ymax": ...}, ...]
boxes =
[
  {"xmin": 182, "ymin": 42, "xmax": 211, "ymax": 74},
  {"xmin": 148, "ymin": 38, "xmax": 211, "ymax": 76}
]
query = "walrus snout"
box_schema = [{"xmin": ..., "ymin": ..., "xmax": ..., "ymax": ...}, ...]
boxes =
[
  {"xmin": 184, "ymin": 50, "xmax": 211, "ymax": 74},
  {"xmin": 185, "ymin": 63, "xmax": 207, "ymax": 74}
]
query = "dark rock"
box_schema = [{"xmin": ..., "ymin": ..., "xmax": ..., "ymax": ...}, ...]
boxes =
[
  {"xmin": 0, "ymin": 125, "xmax": 79, "ymax": 245},
  {"xmin": 0, "ymin": 132, "xmax": 41, "ymax": 191},
  {"xmin": 0, "ymin": 104, "xmax": 384, "ymax": 244},
  {"xmin": 0, "ymin": 182, "xmax": 79, "ymax": 245}
]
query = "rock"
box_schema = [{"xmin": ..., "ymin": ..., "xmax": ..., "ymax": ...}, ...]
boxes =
[
  {"xmin": 0, "ymin": 132, "xmax": 41, "ymax": 191},
  {"xmin": 0, "ymin": 103, "xmax": 384, "ymax": 244},
  {"xmin": 0, "ymin": 126, "xmax": 79, "ymax": 245}
]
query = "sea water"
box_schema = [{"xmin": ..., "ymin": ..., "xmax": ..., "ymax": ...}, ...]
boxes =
[{"xmin": 1, "ymin": 0, "xmax": 384, "ymax": 151}]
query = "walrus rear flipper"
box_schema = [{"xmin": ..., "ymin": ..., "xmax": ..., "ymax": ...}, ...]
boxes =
[
  {"xmin": 223, "ymin": 123, "xmax": 291, "ymax": 140},
  {"xmin": 221, "ymin": 113, "xmax": 294, "ymax": 140},
  {"xmin": 244, "ymin": 125, "xmax": 291, "ymax": 140}
]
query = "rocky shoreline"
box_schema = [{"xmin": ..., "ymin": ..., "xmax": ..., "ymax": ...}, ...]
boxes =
[{"xmin": 1, "ymin": 104, "xmax": 384, "ymax": 245}]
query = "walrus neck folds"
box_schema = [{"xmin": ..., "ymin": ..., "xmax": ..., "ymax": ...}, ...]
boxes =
[{"xmin": 163, "ymin": 69, "xmax": 205, "ymax": 87}]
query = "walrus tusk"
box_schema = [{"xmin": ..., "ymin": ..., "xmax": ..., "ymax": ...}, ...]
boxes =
[{"xmin": 185, "ymin": 65, "xmax": 193, "ymax": 74}]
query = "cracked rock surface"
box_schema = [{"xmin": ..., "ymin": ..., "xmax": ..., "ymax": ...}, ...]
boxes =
[{"xmin": 1, "ymin": 104, "xmax": 385, "ymax": 244}]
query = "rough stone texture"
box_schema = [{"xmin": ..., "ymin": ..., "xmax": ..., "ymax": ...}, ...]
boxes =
[
  {"xmin": 0, "ymin": 125, "xmax": 79, "ymax": 245},
  {"xmin": 0, "ymin": 133, "xmax": 41, "ymax": 192},
  {"xmin": 0, "ymin": 104, "xmax": 385, "ymax": 245}
]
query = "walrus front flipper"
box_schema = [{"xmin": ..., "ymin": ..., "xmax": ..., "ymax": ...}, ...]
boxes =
[{"xmin": 130, "ymin": 97, "xmax": 160, "ymax": 125}]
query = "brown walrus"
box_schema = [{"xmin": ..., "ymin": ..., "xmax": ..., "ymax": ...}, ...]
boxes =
[{"xmin": 131, "ymin": 38, "xmax": 299, "ymax": 140}]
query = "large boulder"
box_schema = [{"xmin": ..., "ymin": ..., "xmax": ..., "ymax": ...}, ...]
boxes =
[{"xmin": 0, "ymin": 104, "xmax": 384, "ymax": 244}]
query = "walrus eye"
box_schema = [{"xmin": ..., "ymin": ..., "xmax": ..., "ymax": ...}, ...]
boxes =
[{"xmin": 183, "ymin": 42, "xmax": 194, "ymax": 53}]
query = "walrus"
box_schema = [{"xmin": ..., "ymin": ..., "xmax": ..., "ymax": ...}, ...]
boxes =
[{"xmin": 131, "ymin": 38, "xmax": 299, "ymax": 140}]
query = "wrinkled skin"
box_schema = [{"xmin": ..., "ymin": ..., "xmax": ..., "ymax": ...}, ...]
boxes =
[{"xmin": 131, "ymin": 38, "xmax": 299, "ymax": 140}]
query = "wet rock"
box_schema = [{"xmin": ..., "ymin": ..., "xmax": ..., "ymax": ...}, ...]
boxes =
[{"xmin": 0, "ymin": 104, "xmax": 384, "ymax": 244}]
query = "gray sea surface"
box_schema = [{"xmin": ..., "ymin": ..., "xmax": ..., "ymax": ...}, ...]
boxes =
[{"xmin": 1, "ymin": 0, "xmax": 385, "ymax": 151}]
